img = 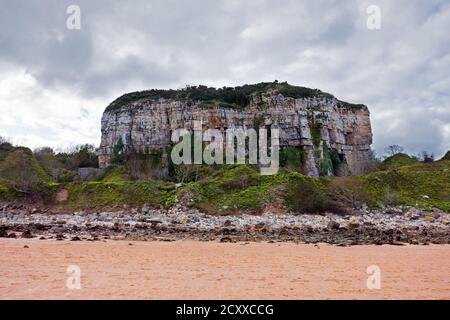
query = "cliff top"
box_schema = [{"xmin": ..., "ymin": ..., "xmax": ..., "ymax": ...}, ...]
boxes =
[{"xmin": 105, "ymin": 81, "xmax": 366, "ymax": 112}]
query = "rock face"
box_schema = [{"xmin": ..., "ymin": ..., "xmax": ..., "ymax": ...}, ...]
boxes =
[{"xmin": 97, "ymin": 85, "xmax": 373, "ymax": 176}]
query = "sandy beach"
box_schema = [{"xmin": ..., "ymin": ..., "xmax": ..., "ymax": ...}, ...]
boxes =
[{"xmin": 0, "ymin": 239, "xmax": 449, "ymax": 300}]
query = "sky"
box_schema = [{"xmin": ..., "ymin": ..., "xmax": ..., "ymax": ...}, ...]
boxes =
[{"xmin": 0, "ymin": 0, "xmax": 449, "ymax": 158}]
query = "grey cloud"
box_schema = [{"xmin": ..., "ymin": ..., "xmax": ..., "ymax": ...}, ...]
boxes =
[{"xmin": 0, "ymin": 0, "xmax": 449, "ymax": 157}]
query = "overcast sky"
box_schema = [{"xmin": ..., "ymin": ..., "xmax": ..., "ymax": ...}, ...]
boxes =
[{"xmin": 0, "ymin": 0, "xmax": 449, "ymax": 158}]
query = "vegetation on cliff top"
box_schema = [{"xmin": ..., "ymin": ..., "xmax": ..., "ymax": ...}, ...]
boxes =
[
  {"xmin": 0, "ymin": 146, "xmax": 51, "ymax": 196},
  {"xmin": 105, "ymin": 81, "xmax": 365, "ymax": 112}
]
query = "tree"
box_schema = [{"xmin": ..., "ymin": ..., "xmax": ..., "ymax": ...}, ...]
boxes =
[
  {"xmin": 418, "ymin": 151, "xmax": 434, "ymax": 163},
  {"xmin": 0, "ymin": 136, "xmax": 11, "ymax": 144},
  {"xmin": 34, "ymin": 147, "xmax": 61, "ymax": 178},
  {"xmin": 384, "ymin": 145, "xmax": 404, "ymax": 157},
  {"xmin": 52, "ymin": 144, "xmax": 98, "ymax": 170}
]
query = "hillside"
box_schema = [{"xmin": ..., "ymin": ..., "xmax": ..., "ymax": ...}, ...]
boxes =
[
  {"xmin": 2, "ymin": 149, "xmax": 448, "ymax": 213},
  {"xmin": 105, "ymin": 81, "xmax": 365, "ymax": 112},
  {"xmin": 379, "ymin": 153, "xmax": 419, "ymax": 170},
  {"xmin": 99, "ymin": 82, "xmax": 373, "ymax": 178},
  {"xmin": 0, "ymin": 146, "xmax": 51, "ymax": 197}
]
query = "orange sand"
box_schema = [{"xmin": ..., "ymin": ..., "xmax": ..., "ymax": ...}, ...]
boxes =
[{"xmin": 0, "ymin": 240, "xmax": 449, "ymax": 300}]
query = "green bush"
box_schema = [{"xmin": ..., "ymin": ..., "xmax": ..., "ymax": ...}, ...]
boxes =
[
  {"xmin": 323, "ymin": 176, "xmax": 371, "ymax": 209},
  {"xmin": 440, "ymin": 151, "xmax": 450, "ymax": 161},
  {"xmin": 364, "ymin": 159, "xmax": 450, "ymax": 211},
  {"xmin": 0, "ymin": 147, "xmax": 50, "ymax": 195},
  {"xmin": 105, "ymin": 82, "xmax": 336, "ymax": 112},
  {"xmin": 310, "ymin": 123, "xmax": 322, "ymax": 148},
  {"xmin": 380, "ymin": 153, "xmax": 419, "ymax": 170},
  {"xmin": 112, "ymin": 137, "xmax": 126, "ymax": 165},
  {"xmin": 0, "ymin": 178, "xmax": 15, "ymax": 198},
  {"xmin": 100, "ymin": 165, "xmax": 129, "ymax": 182},
  {"xmin": 279, "ymin": 147, "xmax": 307, "ymax": 171},
  {"xmin": 64, "ymin": 180, "xmax": 176, "ymax": 209},
  {"xmin": 284, "ymin": 175, "xmax": 332, "ymax": 213}
]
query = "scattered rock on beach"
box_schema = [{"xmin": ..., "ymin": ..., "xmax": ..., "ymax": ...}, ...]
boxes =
[{"xmin": 21, "ymin": 230, "xmax": 33, "ymax": 239}]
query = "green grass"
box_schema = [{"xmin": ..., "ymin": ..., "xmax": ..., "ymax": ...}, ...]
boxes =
[
  {"xmin": 380, "ymin": 153, "xmax": 419, "ymax": 170},
  {"xmin": 0, "ymin": 147, "xmax": 50, "ymax": 181},
  {"xmin": 0, "ymin": 177, "xmax": 15, "ymax": 198},
  {"xmin": 99, "ymin": 165, "xmax": 129, "ymax": 182},
  {"xmin": 364, "ymin": 160, "xmax": 450, "ymax": 212},
  {"xmin": 179, "ymin": 165, "xmax": 333, "ymax": 214},
  {"xmin": 63, "ymin": 180, "xmax": 176, "ymax": 209},
  {"xmin": 440, "ymin": 151, "xmax": 450, "ymax": 161}
]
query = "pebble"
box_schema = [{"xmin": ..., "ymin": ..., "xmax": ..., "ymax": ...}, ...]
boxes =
[{"xmin": 0, "ymin": 204, "xmax": 448, "ymax": 245}]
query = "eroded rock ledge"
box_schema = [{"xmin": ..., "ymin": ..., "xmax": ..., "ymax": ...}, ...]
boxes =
[{"xmin": 97, "ymin": 83, "xmax": 373, "ymax": 177}]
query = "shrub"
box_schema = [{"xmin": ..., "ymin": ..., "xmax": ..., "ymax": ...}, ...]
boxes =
[
  {"xmin": 112, "ymin": 137, "xmax": 126, "ymax": 165},
  {"xmin": 0, "ymin": 148, "xmax": 50, "ymax": 195},
  {"xmin": 100, "ymin": 165, "xmax": 129, "ymax": 182},
  {"xmin": 279, "ymin": 147, "xmax": 307, "ymax": 171},
  {"xmin": 384, "ymin": 145, "xmax": 404, "ymax": 157},
  {"xmin": 324, "ymin": 176, "xmax": 371, "ymax": 209},
  {"xmin": 319, "ymin": 145, "xmax": 334, "ymax": 176},
  {"xmin": 364, "ymin": 160, "xmax": 450, "ymax": 212},
  {"xmin": 329, "ymin": 149, "xmax": 341, "ymax": 175},
  {"xmin": 310, "ymin": 123, "xmax": 322, "ymax": 148},
  {"xmin": 0, "ymin": 141, "xmax": 14, "ymax": 160},
  {"xmin": 380, "ymin": 153, "xmax": 419, "ymax": 170},
  {"xmin": 284, "ymin": 176, "xmax": 332, "ymax": 213},
  {"xmin": 440, "ymin": 151, "xmax": 450, "ymax": 161},
  {"xmin": 105, "ymin": 82, "xmax": 335, "ymax": 112}
]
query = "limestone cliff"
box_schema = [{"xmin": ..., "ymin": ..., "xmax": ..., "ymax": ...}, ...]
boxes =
[{"xmin": 97, "ymin": 82, "xmax": 373, "ymax": 176}]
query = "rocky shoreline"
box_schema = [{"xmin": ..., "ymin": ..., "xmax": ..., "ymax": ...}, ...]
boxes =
[{"xmin": 0, "ymin": 202, "xmax": 449, "ymax": 246}]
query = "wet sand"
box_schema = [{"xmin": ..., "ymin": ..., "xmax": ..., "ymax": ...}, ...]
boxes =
[{"xmin": 0, "ymin": 240, "xmax": 449, "ymax": 300}]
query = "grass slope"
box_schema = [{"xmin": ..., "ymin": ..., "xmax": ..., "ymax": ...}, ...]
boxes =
[
  {"xmin": 2, "ymin": 150, "xmax": 449, "ymax": 213},
  {"xmin": 0, "ymin": 147, "xmax": 51, "ymax": 198},
  {"xmin": 380, "ymin": 153, "xmax": 419, "ymax": 170}
]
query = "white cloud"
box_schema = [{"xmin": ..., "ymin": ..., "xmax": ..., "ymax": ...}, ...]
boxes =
[
  {"xmin": 0, "ymin": 0, "xmax": 449, "ymax": 158},
  {"xmin": 0, "ymin": 69, "xmax": 106, "ymax": 150}
]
